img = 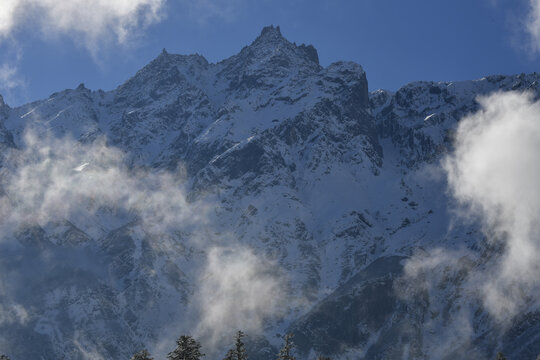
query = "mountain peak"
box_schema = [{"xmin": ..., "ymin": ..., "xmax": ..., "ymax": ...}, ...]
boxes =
[
  {"xmin": 260, "ymin": 25, "xmax": 281, "ymax": 36},
  {"xmin": 254, "ymin": 25, "xmax": 285, "ymax": 44},
  {"xmin": 242, "ymin": 25, "xmax": 320, "ymax": 66}
]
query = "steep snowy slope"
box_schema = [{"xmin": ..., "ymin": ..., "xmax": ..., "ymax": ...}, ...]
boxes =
[{"xmin": 0, "ymin": 26, "xmax": 538, "ymax": 360}]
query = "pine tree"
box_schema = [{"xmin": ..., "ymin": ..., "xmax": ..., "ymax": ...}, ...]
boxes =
[
  {"xmin": 496, "ymin": 352, "xmax": 507, "ymax": 360},
  {"xmin": 223, "ymin": 330, "xmax": 248, "ymax": 360},
  {"xmin": 277, "ymin": 333, "xmax": 295, "ymax": 360},
  {"xmin": 235, "ymin": 331, "xmax": 248, "ymax": 360},
  {"xmin": 131, "ymin": 349, "xmax": 153, "ymax": 360},
  {"xmin": 223, "ymin": 349, "xmax": 235, "ymax": 360},
  {"xmin": 168, "ymin": 335, "xmax": 205, "ymax": 360},
  {"xmin": 0, "ymin": 355, "xmax": 10, "ymax": 360},
  {"xmin": 316, "ymin": 356, "xmax": 331, "ymax": 360}
]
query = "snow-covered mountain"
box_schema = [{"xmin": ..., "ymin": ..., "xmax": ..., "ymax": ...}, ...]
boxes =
[{"xmin": 0, "ymin": 26, "xmax": 539, "ymax": 360}]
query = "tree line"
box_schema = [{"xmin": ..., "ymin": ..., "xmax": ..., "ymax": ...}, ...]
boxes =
[
  {"xmin": 0, "ymin": 336, "xmax": 536, "ymax": 359},
  {"xmin": 0, "ymin": 332, "xmax": 326, "ymax": 360},
  {"xmin": 129, "ymin": 331, "xmax": 325, "ymax": 360}
]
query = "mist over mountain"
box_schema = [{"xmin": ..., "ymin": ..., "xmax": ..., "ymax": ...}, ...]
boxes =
[{"xmin": 0, "ymin": 25, "xmax": 539, "ymax": 360}]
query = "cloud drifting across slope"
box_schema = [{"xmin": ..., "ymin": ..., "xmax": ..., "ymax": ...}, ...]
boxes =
[
  {"xmin": 444, "ymin": 90, "xmax": 540, "ymax": 321},
  {"xmin": 401, "ymin": 90, "xmax": 540, "ymax": 357},
  {"xmin": 193, "ymin": 246, "xmax": 287, "ymax": 347},
  {"xmin": 0, "ymin": 127, "xmax": 290, "ymax": 358},
  {"xmin": 0, "ymin": 0, "xmax": 165, "ymax": 54},
  {"xmin": 0, "ymin": 129, "xmax": 205, "ymax": 236}
]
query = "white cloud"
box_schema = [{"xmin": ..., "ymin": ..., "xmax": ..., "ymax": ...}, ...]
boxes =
[
  {"xmin": 526, "ymin": 0, "xmax": 540, "ymax": 53},
  {"xmin": 0, "ymin": 63, "xmax": 22, "ymax": 91},
  {"xmin": 0, "ymin": 129, "xmax": 208, "ymax": 237},
  {"xmin": 0, "ymin": 303, "xmax": 29, "ymax": 325},
  {"xmin": 0, "ymin": 0, "xmax": 20, "ymax": 40},
  {"xmin": 0, "ymin": 42, "xmax": 25, "ymax": 100},
  {"xmin": 0, "ymin": 0, "xmax": 166, "ymax": 54},
  {"xmin": 399, "ymin": 91, "xmax": 540, "ymax": 356},
  {"xmin": 0, "ymin": 128, "xmax": 290, "ymax": 357},
  {"xmin": 193, "ymin": 246, "xmax": 288, "ymax": 350},
  {"xmin": 444, "ymin": 90, "xmax": 540, "ymax": 321}
]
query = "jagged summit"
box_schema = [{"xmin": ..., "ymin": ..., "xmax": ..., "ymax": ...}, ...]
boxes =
[
  {"xmin": 148, "ymin": 25, "xmax": 319, "ymax": 73},
  {"xmin": 141, "ymin": 25, "xmax": 318, "ymax": 69},
  {"xmin": 246, "ymin": 25, "xmax": 319, "ymax": 65},
  {"xmin": 253, "ymin": 25, "xmax": 318, "ymax": 64},
  {"xmin": 150, "ymin": 48, "xmax": 208, "ymax": 67},
  {"xmin": 254, "ymin": 25, "xmax": 285, "ymax": 43},
  {"xmin": 212, "ymin": 24, "xmax": 321, "ymax": 85},
  {"xmin": 114, "ymin": 25, "xmax": 322, "ymax": 103}
]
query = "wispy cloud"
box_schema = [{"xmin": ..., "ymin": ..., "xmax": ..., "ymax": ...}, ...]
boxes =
[
  {"xmin": 0, "ymin": 128, "xmax": 207, "ymax": 236},
  {"xmin": 400, "ymin": 249, "xmax": 485, "ymax": 358},
  {"xmin": 0, "ymin": 0, "xmax": 248, "ymax": 54},
  {"xmin": 444, "ymin": 90, "xmax": 540, "ymax": 321},
  {"xmin": 0, "ymin": 0, "xmax": 166, "ymax": 55},
  {"xmin": 526, "ymin": 0, "xmax": 540, "ymax": 53},
  {"xmin": 193, "ymin": 246, "xmax": 288, "ymax": 349},
  {"xmin": 401, "ymin": 90, "xmax": 540, "ymax": 356},
  {"xmin": 0, "ymin": 63, "xmax": 22, "ymax": 91},
  {"xmin": 0, "ymin": 41, "xmax": 25, "ymax": 104},
  {"xmin": 0, "ymin": 126, "xmax": 290, "ymax": 357}
]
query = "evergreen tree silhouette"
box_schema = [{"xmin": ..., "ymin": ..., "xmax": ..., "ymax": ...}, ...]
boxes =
[
  {"xmin": 168, "ymin": 335, "xmax": 205, "ymax": 360},
  {"xmin": 277, "ymin": 333, "xmax": 295, "ymax": 360},
  {"xmin": 131, "ymin": 349, "xmax": 153, "ymax": 360},
  {"xmin": 223, "ymin": 331, "xmax": 248, "ymax": 360}
]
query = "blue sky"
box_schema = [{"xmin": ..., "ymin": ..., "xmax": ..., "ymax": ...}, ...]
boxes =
[{"xmin": 0, "ymin": 0, "xmax": 538, "ymax": 106}]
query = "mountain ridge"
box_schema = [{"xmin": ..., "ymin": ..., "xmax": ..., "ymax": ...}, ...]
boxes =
[{"xmin": 0, "ymin": 26, "xmax": 538, "ymax": 360}]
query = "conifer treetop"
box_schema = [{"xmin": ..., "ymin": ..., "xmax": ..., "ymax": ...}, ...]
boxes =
[
  {"xmin": 223, "ymin": 330, "xmax": 248, "ymax": 360},
  {"xmin": 131, "ymin": 349, "xmax": 154, "ymax": 360},
  {"xmin": 277, "ymin": 333, "xmax": 295, "ymax": 360},
  {"xmin": 168, "ymin": 335, "xmax": 205, "ymax": 360}
]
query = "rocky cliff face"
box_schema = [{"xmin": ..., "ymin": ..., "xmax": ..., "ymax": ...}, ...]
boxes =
[{"xmin": 0, "ymin": 26, "xmax": 538, "ymax": 360}]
